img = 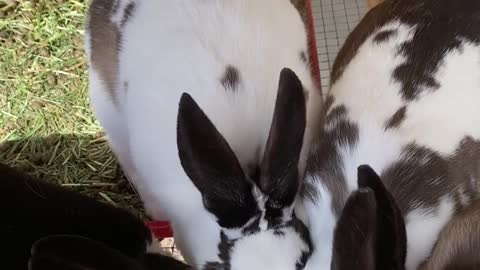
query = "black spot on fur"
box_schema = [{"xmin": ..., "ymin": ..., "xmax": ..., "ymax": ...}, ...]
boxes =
[
  {"xmin": 303, "ymin": 98, "xmax": 358, "ymax": 215},
  {"xmin": 300, "ymin": 51, "xmax": 308, "ymax": 64},
  {"xmin": 203, "ymin": 232, "xmax": 235, "ymax": 270},
  {"xmin": 241, "ymin": 216, "xmax": 261, "ymax": 235},
  {"xmin": 121, "ymin": 2, "xmax": 136, "ymax": 27},
  {"xmin": 274, "ymin": 229, "xmax": 286, "ymax": 237},
  {"xmin": 373, "ymin": 29, "xmax": 397, "ymax": 43},
  {"xmin": 220, "ymin": 65, "xmax": 240, "ymax": 91},
  {"xmin": 292, "ymin": 217, "xmax": 314, "ymax": 270}
]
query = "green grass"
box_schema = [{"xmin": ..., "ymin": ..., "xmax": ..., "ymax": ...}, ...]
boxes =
[{"xmin": 0, "ymin": 0, "xmax": 144, "ymax": 217}]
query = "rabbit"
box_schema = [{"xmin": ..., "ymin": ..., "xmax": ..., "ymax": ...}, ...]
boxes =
[
  {"xmin": 418, "ymin": 199, "xmax": 480, "ymax": 270},
  {"xmin": 84, "ymin": 0, "xmax": 322, "ymax": 268},
  {"xmin": 332, "ymin": 165, "xmax": 480, "ymax": 270},
  {"xmin": 298, "ymin": 0, "xmax": 480, "ymax": 269},
  {"xmin": 28, "ymin": 235, "xmax": 192, "ymax": 270},
  {"xmin": 0, "ymin": 162, "xmax": 159, "ymax": 270}
]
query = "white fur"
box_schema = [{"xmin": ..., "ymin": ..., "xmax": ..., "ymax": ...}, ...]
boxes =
[
  {"xmin": 304, "ymin": 19, "xmax": 480, "ymax": 270},
  {"xmin": 86, "ymin": 0, "xmax": 322, "ymax": 267},
  {"xmin": 404, "ymin": 196, "xmax": 455, "ymax": 270},
  {"xmin": 230, "ymin": 226, "xmax": 309, "ymax": 270},
  {"xmin": 302, "ymin": 182, "xmax": 336, "ymax": 270}
]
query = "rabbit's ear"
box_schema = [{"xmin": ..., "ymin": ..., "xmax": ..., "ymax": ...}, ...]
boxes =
[
  {"xmin": 357, "ymin": 165, "xmax": 407, "ymax": 270},
  {"xmin": 29, "ymin": 235, "xmax": 141, "ymax": 270},
  {"xmin": 332, "ymin": 165, "xmax": 407, "ymax": 270},
  {"xmin": 258, "ymin": 68, "xmax": 306, "ymax": 213},
  {"xmin": 177, "ymin": 93, "xmax": 258, "ymax": 229},
  {"xmin": 332, "ymin": 188, "xmax": 378, "ymax": 270}
]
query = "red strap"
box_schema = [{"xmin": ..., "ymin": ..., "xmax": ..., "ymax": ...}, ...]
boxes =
[
  {"xmin": 145, "ymin": 221, "xmax": 173, "ymax": 240},
  {"xmin": 306, "ymin": 0, "xmax": 323, "ymax": 94}
]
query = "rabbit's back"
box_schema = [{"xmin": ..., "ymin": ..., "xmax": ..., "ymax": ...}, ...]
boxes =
[{"xmin": 303, "ymin": 1, "xmax": 480, "ymax": 269}]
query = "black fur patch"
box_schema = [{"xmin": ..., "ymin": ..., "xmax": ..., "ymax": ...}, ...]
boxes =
[
  {"xmin": 373, "ymin": 29, "xmax": 397, "ymax": 43},
  {"xmin": 241, "ymin": 216, "xmax": 261, "ymax": 235},
  {"xmin": 220, "ymin": 65, "xmax": 240, "ymax": 91},
  {"xmin": 300, "ymin": 51, "xmax": 308, "ymax": 64},
  {"xmin": 303, "ymin": 96, "xmax": 358, "ymax": 216},
  {"xmin": 203, "ymin": 232, "xmax": 235, "ymax": 270},
  {"xmin": 121, "ymin": 2, "xmax": 136, "ymax": 27}
]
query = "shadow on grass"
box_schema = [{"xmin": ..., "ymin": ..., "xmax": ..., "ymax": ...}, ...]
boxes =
[{"xmin": 0, "ymin": 133, "xmax": 146, "ymax": 218}]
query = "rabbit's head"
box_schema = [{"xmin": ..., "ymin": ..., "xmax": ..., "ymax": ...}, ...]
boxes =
[{"xmin": 176, "ymin": 68, "xmax": 312, "ymax": 270}]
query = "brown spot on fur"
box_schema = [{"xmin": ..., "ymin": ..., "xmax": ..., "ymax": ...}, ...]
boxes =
[
  {"xmin": 385, "ymin": 106, "xmax": 407, "ymax": 130},
  {"xmin": 87, "ymin": 0, "xmax": 121, "ymax": 103},
  {"xmin": 220, "ymin": 65, "xmax": 240, "ymax": 91},
  {"xmin": 419, "ymin": 199, "xmax": 480, "ymax": 270},
  {"xmin": 382, "ymin": 137, "xmax": 480, "ymax": 215},
  {"xmin": 303, "ymin": 96, "xmax": 359, "ymax": 216}
]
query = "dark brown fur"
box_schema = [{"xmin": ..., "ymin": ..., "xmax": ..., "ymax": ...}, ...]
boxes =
[{"xmin": 87, "ymin": 0, "xmax": 121, "ymax": 102}]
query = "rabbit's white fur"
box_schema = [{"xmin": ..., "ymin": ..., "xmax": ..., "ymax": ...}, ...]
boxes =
[
  {"xmin": 302, "ymin": 6, "xmax": 480, "ymax": 270},
  {"xmin": 85, "ymin": 0, "xmax": 321, "ymax": 268}
]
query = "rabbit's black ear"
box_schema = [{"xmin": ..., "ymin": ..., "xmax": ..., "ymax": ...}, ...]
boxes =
[
  {"xmin": 177, "ymin": 93, "xmax": 258, "ymax": 229},
  {"xmin": 357, "ymin": 165, "xmax": 406, "ymax": 270},
  {"xmin": 29, "ymin": 235, "xmax": 141, "ymax": 270},
  {"xmin": 332, "ymin": 188, "xmax": 378, "ymax": 270},
  {"xmin": 259, "ymin": 68, "xmax": 306, "ymax": 215}
]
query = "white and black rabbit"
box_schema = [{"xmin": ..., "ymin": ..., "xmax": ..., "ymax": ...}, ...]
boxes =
[
  {"xmin": 300, "ymin": 0, "xmax": 480, "ymax": 269},
  {"xmin": 0, "ymin": 162, "xmax": 161, "ymax": 269},
  {"xmin": 29, "ymin": 234, "xmax": 191, "ymax": 270},
  {"xmin": 332, "ymin": 165, "xmax": 480, "ymax": 270},
  {"xmin": 85, "ymin": 0, "xmax": 322, "ymax": 268}
]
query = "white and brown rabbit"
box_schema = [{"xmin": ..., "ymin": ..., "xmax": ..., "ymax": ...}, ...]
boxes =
[
  {"xmin": 300, "ymin": 0, "xmax": 480, "ymax": 269},
  {"xmin": 84, "ymin": 0, "xmax": 322, "ymax": 269},
  {"xmin": 332, "ymin": 165, "xmax": 480, "ymax": 270}
]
